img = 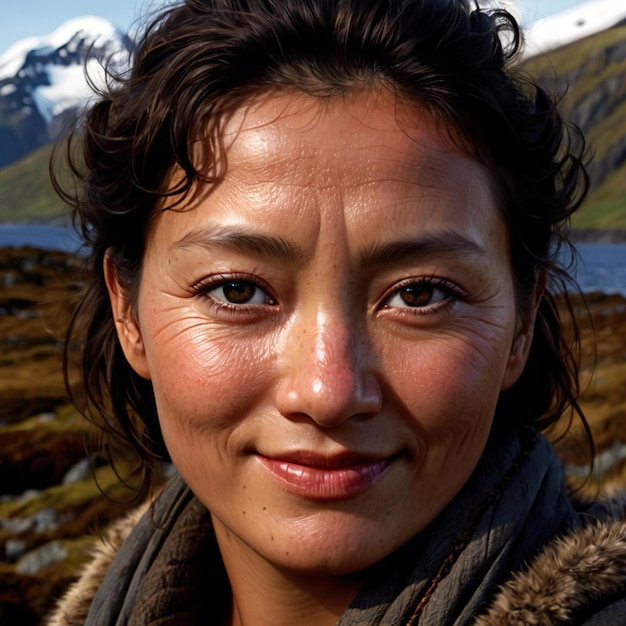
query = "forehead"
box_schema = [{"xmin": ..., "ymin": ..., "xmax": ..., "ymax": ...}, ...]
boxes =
[
  {"xmin": 156, "ymin": 88, "xmax": 504, "ymax": 251},
  {"xmin": 217, "ymin": 89, "xmax": 482, "ymax": 188}
]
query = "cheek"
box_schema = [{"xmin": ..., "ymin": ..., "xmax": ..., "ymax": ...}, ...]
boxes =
[
  {"xmin": 384, "ymin": 334, "xmax": 511, "ymax": 436},
  {"xmin": 142, "ymin": 313, "xmax": 277, "ymax": 434}
]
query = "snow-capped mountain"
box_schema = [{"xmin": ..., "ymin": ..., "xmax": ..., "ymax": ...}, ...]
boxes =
[
  {"xmin": 524, "ymin": 0, "xmax": 626, "ymax": 57},
  {"xmin": 0, "ymin": 16, "xmax": 133, "ymax": 168}
]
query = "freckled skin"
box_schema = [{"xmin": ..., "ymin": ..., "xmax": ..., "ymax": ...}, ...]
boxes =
[{"xmin": 108, "ymin": 89, "xmax": 536, "ymax": 623}]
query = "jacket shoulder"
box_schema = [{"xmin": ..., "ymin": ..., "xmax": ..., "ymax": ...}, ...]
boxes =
[
  {"xmin": 45, "ymin": 503, "xmax": 147, "ymax": 626},
  {"xmin": 475, "ymin": 513, "xmax": 626, "ymax": 625},
  {"xmin": 580, "ymin": 597, "xmax": 626, "ymax": 625}
]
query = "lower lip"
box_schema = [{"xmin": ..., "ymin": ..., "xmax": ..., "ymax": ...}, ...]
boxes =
[{"xmin": 256, "ymin": 456, "xmax": 393, "ymax": 500}]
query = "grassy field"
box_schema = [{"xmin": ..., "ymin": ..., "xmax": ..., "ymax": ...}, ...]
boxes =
[{"xmin": 0, "ymin": 144, "xmax": 69, "ymax": 223}]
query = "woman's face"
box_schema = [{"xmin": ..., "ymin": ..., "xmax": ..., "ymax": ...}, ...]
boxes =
[{"xmin": 109, "ymin": 90, "xmax": 534, "ymax": 576}]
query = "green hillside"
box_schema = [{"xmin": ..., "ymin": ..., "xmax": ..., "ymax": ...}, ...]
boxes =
[
  {"xmin": 0, "ymin": 143, "xmax": 70, "ymax": 223},
  {"xmin": 523, "ymin": 25, "xmax": 626, "ymax": 230}
]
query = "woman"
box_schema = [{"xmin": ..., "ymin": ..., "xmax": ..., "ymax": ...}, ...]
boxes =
[{"xmin": 48, "ymin": 0, "xmax": 626, "ymax": 624}]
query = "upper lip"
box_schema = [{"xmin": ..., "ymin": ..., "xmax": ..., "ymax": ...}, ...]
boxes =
[{"xmin": 257, "ymin": 450, "xmax": 396, "ymax": 469}]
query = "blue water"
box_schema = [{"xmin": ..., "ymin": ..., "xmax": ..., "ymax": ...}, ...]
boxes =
[
  {"xmin": 572, "ymin": 244, "xmax": 626, "ymax": 297},
  {"xmin": 0, "ymin": 224, "xmax": 83, "ymax": 254},
  {"xmin": 0, "ymin": 224, "xmax": 625, "ymax": 297}
]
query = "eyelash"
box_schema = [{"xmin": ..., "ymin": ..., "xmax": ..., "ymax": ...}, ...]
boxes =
[
  {"xmin": 191, "ymin": 274, "xmax": 465, "ymax": 319},
  {"xmin": 381, "ymin": 276, "xmax": 465, "ymax": 314},
  {"xmin": 191, "ymin": 274, "xmax": 276, "ymax": 315}
]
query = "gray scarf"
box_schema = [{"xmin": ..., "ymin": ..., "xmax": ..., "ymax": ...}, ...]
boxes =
[{"xmin": 84, "ymin": 428, "xmax": 579, "ymax": 625}]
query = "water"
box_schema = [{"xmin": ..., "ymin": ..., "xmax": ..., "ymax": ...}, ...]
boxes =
[
  {"xmin": 0, "ymin": 224, "xmax": 83, "ymax": 255},
  {"xmin": 573, "ymin": 244, "xmax": 626, "ymax": 297},
  {"xmin": 0, "ymin": 224, "xmax": 625, "ymax": 297}
]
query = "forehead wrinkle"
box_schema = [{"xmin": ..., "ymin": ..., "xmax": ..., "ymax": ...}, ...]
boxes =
[
  {"xmin": 172, "ymin": 225, "xmax": 311, "ymax": 265},
  {"xmin": 227, "ymin": 104, "xmax": 474, "ymax": 195}
]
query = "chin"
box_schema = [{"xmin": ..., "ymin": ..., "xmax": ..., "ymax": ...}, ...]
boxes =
[{"xmin": 248, "ymin": 511, "xmax": 411, "ymax": 576}]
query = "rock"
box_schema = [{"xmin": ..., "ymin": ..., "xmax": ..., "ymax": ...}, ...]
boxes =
[
  {"xmin": 62, "ymin": 458, "xmax": 93, "ymax": 485},
  {"xmin": 32, "ymin": 508, "xmax": 59, "ymax": 533},
  {"xmin": 0, "ymin": 424, "xmax": 89, "ymax": 495},
  {"xmin": 4, "ymin": 539, "xmax": 26, "ymax": 563},
  {"xmin": 63, "ymin": 455, "xmax": 111, "ymax": 486},
  {"xmin": 0, "ymin": 517, "xmax": 32, "ymax": 535},
  {"xmin": 15, "ymin": 542, "xmax": 68, "ymax": 576}
]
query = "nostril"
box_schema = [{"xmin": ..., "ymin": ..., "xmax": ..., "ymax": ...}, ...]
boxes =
[
  {"xmin": 275, "ymin": 313, "xmax": 381, "ymax": 426},
  {"xmin": 275, "ymin": 362, "xmax": 382, "ymax": 427}
]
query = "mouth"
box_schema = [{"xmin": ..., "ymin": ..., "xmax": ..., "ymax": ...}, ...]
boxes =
[{"xmin": 255, "ymin": 450, "xmax": 397, "ymax": 500}]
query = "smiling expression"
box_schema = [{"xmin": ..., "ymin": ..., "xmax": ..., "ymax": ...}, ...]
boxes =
[{"xmin": 108, "ymin": 89, "xmax": 535, "ymax": 577}]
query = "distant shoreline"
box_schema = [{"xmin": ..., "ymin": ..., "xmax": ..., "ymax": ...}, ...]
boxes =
[
  {"xmin": 1, "ymin": 221, "xmax": 626, "ymax": 244},
  {"xmin": 570, "ymin": 229, "xmax": 626, "ymax": 244}
]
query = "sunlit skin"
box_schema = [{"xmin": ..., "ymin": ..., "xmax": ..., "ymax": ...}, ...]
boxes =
[{"xmin": 107, "ymin": 89, "xmax": 537, "ymax": 626}]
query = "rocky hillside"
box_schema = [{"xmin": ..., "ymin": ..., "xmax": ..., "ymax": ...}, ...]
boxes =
[
  {"xmin": 0, "ymin": 247, "xmax": 164, "ymax": 624},
  {"xmin": 522, "ymin": 23, "xmax": 626, "ymax": 228}
]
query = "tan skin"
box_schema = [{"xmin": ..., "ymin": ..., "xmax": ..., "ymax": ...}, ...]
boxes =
[{"xmin": 106, "ymin": 89, "xmax": 538, "ymax": 626}]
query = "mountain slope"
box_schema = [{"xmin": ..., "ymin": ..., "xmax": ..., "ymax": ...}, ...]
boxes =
[
  {"xmin": 0, "ymin": 143, "xmax": 67, "ymax": 222},
  {"xmin": 522, "ymin": 24, "xmax": 626, "ymax": 229}
]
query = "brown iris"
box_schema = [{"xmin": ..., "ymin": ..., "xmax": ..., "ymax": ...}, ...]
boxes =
[
  {"xmin": 222, "ymin": 281, "xmax": 258, "ymax": 304},
  {"xmin": 398, "ymin": 285, "xmax": 433, "ymax": 307}
]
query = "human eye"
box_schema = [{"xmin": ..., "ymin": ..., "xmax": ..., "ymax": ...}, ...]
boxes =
[
  {"xmin": 210, "ymin": 280, "xmax": 273, "ymax": 305},
  {"xmin": 193, "ymin": 274, "xmax": 276, "ymax": 310},
  {"xmin": 383, "ymin": 277, "xmax": 464, "ymax": 312}
]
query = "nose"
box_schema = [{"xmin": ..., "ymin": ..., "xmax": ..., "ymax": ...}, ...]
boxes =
[{"xmin": 275, "ymin": 311, "xmax": 382, "ymax": 427}]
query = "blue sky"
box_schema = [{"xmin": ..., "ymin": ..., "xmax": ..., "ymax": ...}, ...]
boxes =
[{"xmin": 1, "ymin": 0, "xmax": 589, "ymax": 58}]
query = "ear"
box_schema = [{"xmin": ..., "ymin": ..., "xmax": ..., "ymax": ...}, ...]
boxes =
[
  {"xmin": 104, "ymin": 253, "xmax": 151, "ymax": 380},
  {"xmin": 500, "ymin": 272, "xmax": 545, "ymax": 391}
]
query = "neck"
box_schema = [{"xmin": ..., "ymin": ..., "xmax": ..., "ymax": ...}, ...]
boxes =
[
  {"xmin": 213, "ymin": 516, "xmax": 369, "ymax": 626},
  {"xmin": 227, "ymin": 576, "xmax": 364, "ymax": 626}
]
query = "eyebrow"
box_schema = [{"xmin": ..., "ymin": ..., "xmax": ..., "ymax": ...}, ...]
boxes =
[
  {"xmin": 172, "ymin": 225, "xmax": 308, "ymax": 264},
  {"xmin": 173, "ymin": 225, "xmax": 487, "ymax": 270},
  {"xmin": 356, "ymin": 231, "xmax": 489, "ymax": 270}
]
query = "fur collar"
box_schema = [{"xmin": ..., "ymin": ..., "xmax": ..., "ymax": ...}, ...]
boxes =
[
  {"xmin": 47, "ymin": 496, "xmax": 626, "ymax": 626},
  {"xmin": 46, "ymin": 504, "xmax": 148, "ymax": 626},
  {"xmin": 475, "ymin": 517, "xmax": 626, "ymax": 625}
]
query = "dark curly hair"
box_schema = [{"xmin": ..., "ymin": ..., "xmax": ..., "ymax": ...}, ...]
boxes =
[{"xmin": 54, "ymin": 0, "xmax": 590, "ymax": 500}]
